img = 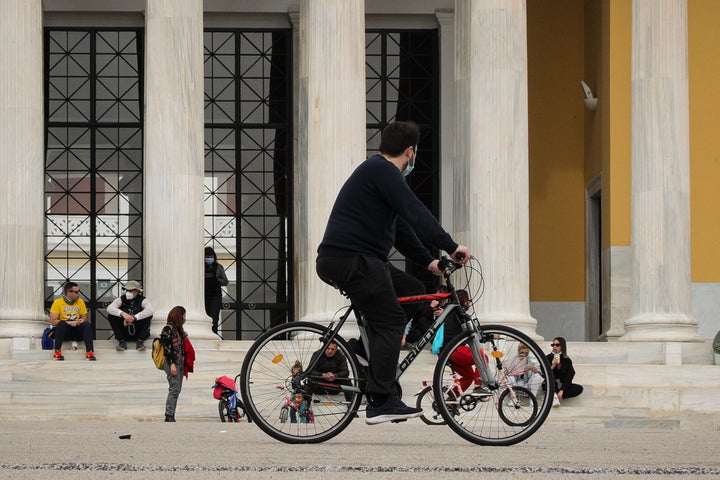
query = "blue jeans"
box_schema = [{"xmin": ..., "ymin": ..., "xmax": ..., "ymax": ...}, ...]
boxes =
[{"xmin": 164, "ymin": 360, "xmax": 185, "ymax": 417}]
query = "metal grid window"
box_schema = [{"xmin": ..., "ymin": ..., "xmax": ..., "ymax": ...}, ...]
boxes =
[
  {"xmin": 365, "ymin": 30, "xmax": 440, "ymax": 290},
  {"xmin": 44, "ymin": 29, "xmax": 144, "ymax": 338},
  {"xmin": 204, "ymin": 30, "xmax": 293, "ymax": 340}
]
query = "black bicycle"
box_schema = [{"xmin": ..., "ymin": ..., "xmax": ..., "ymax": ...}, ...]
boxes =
[{"xmin": 239, "ymin": 257, "xmax": 553, "ymax": 444}]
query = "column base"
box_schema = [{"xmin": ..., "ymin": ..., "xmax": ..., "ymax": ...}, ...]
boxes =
[
  {"xmin": 299, "ymin": 310, "xmax": 361, "ymax": 341},
  {"xmin": 478, "ymin": 313, "xmax": 541, "ymax": 341},
  {"xmin": 619, "ymin": 314, "xmax": 702, "ymax": 342},
  {"xmin": 0, "ymin": 313, "xmax": 47, "ymax": 338},
  {"xmin": 174, "ymin": 310, "xmax": 218, "ymax": 342}
]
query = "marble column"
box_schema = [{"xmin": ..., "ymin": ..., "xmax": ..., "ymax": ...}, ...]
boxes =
[
  {"xmin": 0, "ymin": 0, "xmax": 46, "ymax": 339},
  {"xmin": 436, "ymin": 9, "xmax": 455, "ymax": 231},
  {"xmin": 144, "ymin": 0, "xmax": 210, "ymax": 338},
  {"xmin": 453, "ymin": 0, "xmax": 539, "ymax": 338},
  {"xmin": 621, "ymin": 0, "xmax": 700, "ymax": 342},
  {"xmin": 296, "ymin": 0, "xmax": 366, "ymax": 324}
]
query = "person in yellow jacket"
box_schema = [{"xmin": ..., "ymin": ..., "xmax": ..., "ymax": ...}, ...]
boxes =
[{"xmin": 48, "ymin": 281, "xmax": 95, "ymax": 361}]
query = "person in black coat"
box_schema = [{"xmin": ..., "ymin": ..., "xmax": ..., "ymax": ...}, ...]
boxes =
[
  {"xmin": 547, "ymin": 336, "xmax": 583, "ymax": 406},
  {"xmin": 310, "ymin": 342, "xmax": 351, "ymax": 400},
  {"xmin": 205, "ymin": 246, "xmax": 229, "ymax": 335}
]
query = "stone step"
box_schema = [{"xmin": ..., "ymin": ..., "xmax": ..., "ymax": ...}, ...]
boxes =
[{"xmin": 2, "ymin": 339, "xmax": 719, "ymax": 429}]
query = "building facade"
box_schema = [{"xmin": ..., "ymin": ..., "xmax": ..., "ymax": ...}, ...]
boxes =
[{"xmin": 0, "ymin": 0, "xmax": 718, "ymax": 344}]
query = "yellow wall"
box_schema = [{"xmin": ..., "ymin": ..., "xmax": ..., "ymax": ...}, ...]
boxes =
[
  {"xmin": 604, "ymin": 0, "xmax": 632, "ymax": 249},
  {"xmin": 689, "ymin": 0, "xmax": 720, "ymax": 282},
  {"xmin": 528, "ymin": 0, "xmax": 720, "ymax": 303},
  {"xmin": 527, "ymin": 1, "xmax": 586, "ymax": 301}
]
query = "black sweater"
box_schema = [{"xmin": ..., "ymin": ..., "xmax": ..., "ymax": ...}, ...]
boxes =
[{"xmin": 317, "ymin": 155, "xmax": 458, "ymax": 267}]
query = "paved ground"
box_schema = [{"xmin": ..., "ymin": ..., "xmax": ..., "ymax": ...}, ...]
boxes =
[{"xmin": 0, "ymin": 418, "xmax": 719, "ymax": 479}]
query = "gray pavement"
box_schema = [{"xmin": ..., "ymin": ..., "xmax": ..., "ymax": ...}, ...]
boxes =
[{"xmin": 1, "ymin": 419, "xmax": 719, "ymax": 479}]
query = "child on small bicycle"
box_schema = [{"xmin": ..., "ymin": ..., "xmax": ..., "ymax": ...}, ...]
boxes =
[
  {"xmin": 287, "ymin": 392, "xmax": 313, "ymax": 423},
  {"xmin": 435, "ymin": 289, "xmax": 491, "ymax": 399}
]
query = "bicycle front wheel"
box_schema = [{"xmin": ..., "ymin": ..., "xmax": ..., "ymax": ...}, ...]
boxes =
[
  {"xmin": 239, "ymin": 322, "xmax": 364, "ymax": 444},
  {"xmin": 432, "ymin": 324, "xmax": 553, "ymax": 446}
]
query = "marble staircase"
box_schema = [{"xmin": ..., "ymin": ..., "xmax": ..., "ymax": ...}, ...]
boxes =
[{"xmin": 0, "ymin": 339, "xmax": 719, "ymax": 430}]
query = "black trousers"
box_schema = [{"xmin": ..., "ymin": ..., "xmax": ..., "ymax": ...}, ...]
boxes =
[
  {"xmin": 316, "ymin": 256, "xmax": 424, "ymax": 405},
  {"xmin": 205, "ymin": 295, "xmax": 222, "ymax": 330},
  {"xmin": 556, "ymin": 380, "xmax": 584, "ymax": 399},
  {"xmin": 108, "ymin": 314, "xmax": 152, "ymax": 342},
  {"xmin": 54, "ymin": 321, "xmax": 94, "ymax": 352}
]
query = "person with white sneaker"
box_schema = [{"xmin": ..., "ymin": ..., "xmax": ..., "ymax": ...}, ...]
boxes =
[
  {"xmin": 107, "ymin": 280, "xmax": 154, "ymax": 351},
  {"xmin": 547, "ymin": 337, "xmax": 583, "ymax": 407},
  {"xmin": 316, "ymin": 121, "xmax": 471, "ymax": 425},
  {"xmin": 48, "ymin": 281, "xmax": 96, "ymax": 361}
]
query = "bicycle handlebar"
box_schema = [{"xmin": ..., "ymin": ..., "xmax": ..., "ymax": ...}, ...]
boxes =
[{"xmin": 439, "ymin": 255, "xmax": 463, "ymax": 276}]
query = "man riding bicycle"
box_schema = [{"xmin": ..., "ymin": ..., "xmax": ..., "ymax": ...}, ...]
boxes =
[{"xmin": 316, "ymin": 121, "xmax": 470, "ymax": 425}]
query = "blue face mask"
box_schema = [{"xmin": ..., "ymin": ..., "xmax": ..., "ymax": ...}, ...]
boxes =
[
  {"xmin": 403, "ymin": 156, "xmax": 416, "ymax": 177},
  {"xmin": 402, "ymin": 147, "xmax": 417, "ymax": 177},
  {"xmin": 205, "ymin": 258, "xmax": 214, "ymax": 265},
  {"xmin": 402, "ymin": 162, "xmax": 414, "ymax": 177}
]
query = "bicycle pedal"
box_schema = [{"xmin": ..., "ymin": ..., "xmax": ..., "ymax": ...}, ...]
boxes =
[{"xmin": 390, "ymin": 418, "xmax": 408, "ymax": 423}]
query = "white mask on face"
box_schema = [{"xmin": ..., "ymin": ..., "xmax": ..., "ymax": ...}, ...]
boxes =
[{"xmin": 125, "ymin": 292, "xmax": 135, "ymax": 300}]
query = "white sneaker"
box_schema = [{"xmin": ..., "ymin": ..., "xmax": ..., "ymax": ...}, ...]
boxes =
[{"xmin": 552, "ymin": 394, "xmax": 560, "ymax": 407}]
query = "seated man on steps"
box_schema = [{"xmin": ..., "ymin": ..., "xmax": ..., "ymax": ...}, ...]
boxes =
[
  {"xmin": 309, "ymin": 342, "xmax": 352, "ymax": 401},
  {"xmin": 49, "ymin": 281, "xmax": 96, "ymax": 361},
  {"xmin": 107, "ymin": 280, "xmax": 154, "ymax": 351}
]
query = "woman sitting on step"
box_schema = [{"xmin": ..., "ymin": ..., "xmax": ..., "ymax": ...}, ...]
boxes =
[{"xmin": 547, "ymin": 336, "xmax": 583, "ymax": 407}]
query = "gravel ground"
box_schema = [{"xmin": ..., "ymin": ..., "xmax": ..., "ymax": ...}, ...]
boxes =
[{"xmin": 0, "ymin": 418, "xmax": 718, "ymax": 479}]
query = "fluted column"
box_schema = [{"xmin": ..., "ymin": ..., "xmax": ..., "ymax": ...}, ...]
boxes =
[
  {"xmin": 296, "ymin": 0, "xmax": 365, "ymax": 324},
  {"xmin": 436, "ymin": 9, "xmax": 455, "ymax": 231},
  {"xmin": 0, "ymin": 0, "xmax": 45, "ymax": 338},
  {"xmin": 454, "ymin": 0, "xmax": 539, "ymax": 338},
  {"xmin": 144, "ymin": 0, "xmax": 210, "ymax": 338},
  {"xmin": 621, "ymin": 0, "xmax": 699, "ymax": 342}
]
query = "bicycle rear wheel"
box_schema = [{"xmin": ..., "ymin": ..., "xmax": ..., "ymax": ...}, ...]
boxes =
[
  {"xmin": 239, "ymin": 321, "xmax": 363, "ymax": 444},
  {"xmin": 416, "ymin": 386, "xmax": 446, "ymax": 425},
  {"xmin": 432, "ymin": 325, "xmax": 553, "ymax": 446},
  {"xmin": 497, "ymin": 386, "xmax": 537, "ymax": 427}
]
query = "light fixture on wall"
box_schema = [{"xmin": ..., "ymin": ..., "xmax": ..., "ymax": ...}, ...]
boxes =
[{"xmin": 580, "ymin": 81, "xmax": 598, "ymax": 111}]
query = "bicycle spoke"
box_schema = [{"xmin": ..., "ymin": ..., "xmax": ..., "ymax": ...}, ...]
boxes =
[
  {"xmin": 433, "ymin": 325, "xmax": 553, "ymax": 446},
  {"xmin": 239, "ymin": 322, "xmax": 363, "ymax": 444}
]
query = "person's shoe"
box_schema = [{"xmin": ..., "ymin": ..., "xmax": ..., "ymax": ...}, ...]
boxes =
[
  {"xmin": 136, "ymin": 341, "xmax": 146, "ymax": 351},
  {"xmin": 164, "ymin": 415, "xmax": 175, "ymax": 422},
  {"xmin": 365, "ymin": 396, "xmax": 423, "ymax": 425},
  {"xmin": 472, "ymin": 385, "xmax": 493, "ymax": 401},
  {"xmin": 53, "ymin": 349, "xmax": 64, "ymax": 361},
  {"xmin": 552, "ymin": 394, "xmax": 560, "ymax": 407},
  {"xmin": 116, "ymin": 341, "xmax": 127, "ymax": 351},
  {"xmin": 86, "ymin": 351, "xmax": 96, "ymax": 361}
]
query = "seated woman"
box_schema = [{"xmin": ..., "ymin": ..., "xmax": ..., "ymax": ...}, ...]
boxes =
[
  {"xmin": 547, "ymin": 336, "xmax": 583, "ymax": 406},
  {"xmin": 502, "ymin": 343, "xmax": 543, "ymax": 397}
]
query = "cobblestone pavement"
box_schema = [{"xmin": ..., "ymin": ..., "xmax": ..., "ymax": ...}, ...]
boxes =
[{"xmin": 0, "ymin": 418, "xmax": 719, "ymax": 479}]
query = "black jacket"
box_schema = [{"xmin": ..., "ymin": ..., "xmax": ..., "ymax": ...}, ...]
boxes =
[
  {"xmin": 546, "ymin": 353, "xmax": 576, "ymax": 391},
  {"xmin": 309, "ymin": 350, "xmax": 349, "ymax": 379}
]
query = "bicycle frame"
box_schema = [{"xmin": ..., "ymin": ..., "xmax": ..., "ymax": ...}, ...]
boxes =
[{"xmin": 296, "ymin": 262, "xmax": 498, "ymax": 399}]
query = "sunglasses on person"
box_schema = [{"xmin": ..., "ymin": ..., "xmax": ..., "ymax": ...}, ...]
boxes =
[{"xmin": 550, "ymin": 343, "xmax": 561, "ymax": 347}]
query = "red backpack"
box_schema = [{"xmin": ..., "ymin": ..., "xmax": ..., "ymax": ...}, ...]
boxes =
[{"xmin": 212, "ymin": 375, "xmax": 237, "ymax": 400}]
